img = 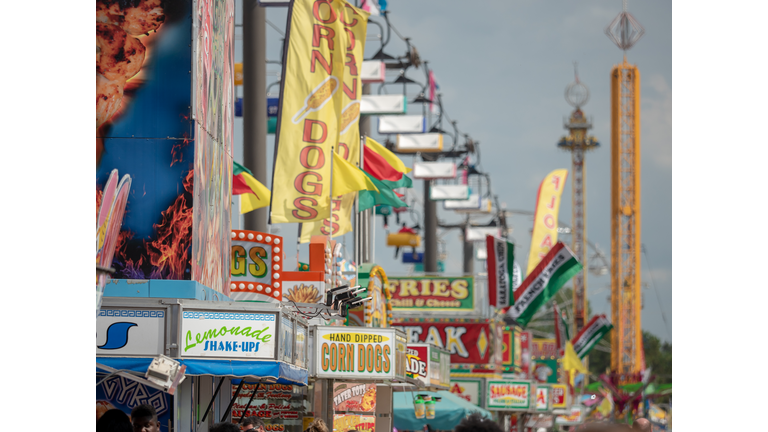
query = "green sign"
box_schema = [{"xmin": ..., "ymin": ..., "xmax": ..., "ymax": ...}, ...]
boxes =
[{"xmin": 386, "ymin": 276, "xmax": 474, "ymax": 311}]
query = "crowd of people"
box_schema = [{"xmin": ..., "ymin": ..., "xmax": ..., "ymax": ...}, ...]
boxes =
[{"xmin": 95, "ymin": 405, "xmax": 654, "ymax": 432}]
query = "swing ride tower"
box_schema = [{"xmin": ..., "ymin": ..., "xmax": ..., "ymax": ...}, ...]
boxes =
[{"xmin": 558, "ymin": 70, "xmax": 599, "ymax": 335}]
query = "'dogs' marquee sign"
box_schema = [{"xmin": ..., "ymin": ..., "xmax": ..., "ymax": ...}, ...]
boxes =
[
  {"xmin": 230, "ymin": 230, "xmax": 284, "ymax": 302},
  {"xmin": 181, "ymin": 310, "xmax": 277, "ymax": 360},
  {"xmin": 314, "ymin": 327, "xmax": 404, "ymax": 380}
]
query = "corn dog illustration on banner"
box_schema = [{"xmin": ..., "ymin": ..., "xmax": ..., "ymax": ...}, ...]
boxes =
[
  {"xmin": 299, "ymin": 1, "xmax": 369, "ymax": 239},
  {"xmin": 291, "ymin": 76, "xmax": 339, "ymax": 124},
  {"xmin": 271, "ymin": 0, "xmax": 367, "ymax": 224}
]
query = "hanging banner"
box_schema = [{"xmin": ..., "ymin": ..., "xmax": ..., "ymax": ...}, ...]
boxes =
[
  {"xmin": 526, "ymin": 169, "xmax": 568, "ymax": 275},
  {"xmin": 270, "ymin": 0, "xmax": 369, "ymax": 224},
  {"xmin": 486, "ymin": 236, "xmax": 514, "ymax": 308},
  {"xmin": 502, "ymin": 242, "xmax": 582, "ymax": 327},
  {"xmin": 300, "ymin": 2, "xmax": 368, "ymax": 239},
  {"xmin": 333, "ymin": 383, "xmax": 377, "ymax": 412},
  {"xmin": 571, "ymin": 314, "xmax": 613, "ymax": 359},
  {"xmin": 486, "ymin": 381, "xmax": 531, "ymax": 410},
  {"xmin": 531, "ymin": 338, "xmax": 559, "ymax": 384},
  {"xmin": 387, "ymin": 276, "xmax": 474, "ymax": 311}
]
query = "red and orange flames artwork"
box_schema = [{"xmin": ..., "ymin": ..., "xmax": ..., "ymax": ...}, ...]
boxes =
[
  {"xmin": 108, "ymin": 170, "xmax": 194, "ymax": 280},
  {"xmin": 146, "ymin": 170, "xmax": 194, "ymax": 279}
]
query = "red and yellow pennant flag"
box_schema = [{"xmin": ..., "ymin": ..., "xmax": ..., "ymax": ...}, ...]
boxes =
[
  {"xmin": 300, "ymin": 1, "xmax": 369, "ymax": 242},
  {"xmin": 271, "ymin": 0, "xmax": 368, "ymax": 224},
  {"xmin": 363, "ymin": 137, "xmax": 412, "ymax": 189},
  {"xmin": 233, "ymin": 161, "xmax": 271, "ymax": 214}
]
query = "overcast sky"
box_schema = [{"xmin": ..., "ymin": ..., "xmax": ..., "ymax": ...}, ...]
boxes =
[{"xmin": 232, "ymin": 0, "xmax": 672, "ymax": 343}]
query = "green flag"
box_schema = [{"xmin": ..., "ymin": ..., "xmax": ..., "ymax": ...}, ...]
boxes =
[{"xmin": 358, "ymin": 169, "xmax": 408, "ymax": 212}]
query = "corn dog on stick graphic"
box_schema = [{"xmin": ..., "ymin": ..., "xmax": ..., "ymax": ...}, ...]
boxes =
[
  {"xmin": 291, "ymin": 76, "xmax": 339, "ymax": 124},
  {"xmin": 338, "ymin": 100, "xmax": 361, "ymax": 135}
]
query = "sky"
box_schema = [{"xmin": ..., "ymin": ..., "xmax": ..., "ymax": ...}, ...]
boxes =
[{"xmin": 231, "ymin": 0, "xmax": 672, "ymax": 343}]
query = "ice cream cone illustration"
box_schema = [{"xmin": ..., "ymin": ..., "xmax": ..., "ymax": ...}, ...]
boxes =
[
  {"xmin": 339, "ymin": 100, "xmax": 361, "ymax": 135},
  {"xmin": 292, "ymin": 76, "xmax": 339, "ymax": 124}
]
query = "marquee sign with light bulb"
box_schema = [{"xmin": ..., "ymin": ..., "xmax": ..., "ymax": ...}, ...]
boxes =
[{"xmin": 229, "ymin": 230, "xmax": 284, "ymax": 302}]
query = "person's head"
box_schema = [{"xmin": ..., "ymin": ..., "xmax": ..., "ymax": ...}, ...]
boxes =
[
  {"xmin": 241, "ymin": 417, "xmax": 265, "ymax": 432},
  {"xmin": 632, "ymin": 418, "xmax": 651, "ymax": 431},
  {"xmin": 454, "ymin": 413, "xmax": 502, "ymax": 432},
  {"xmin": 211, "ymin": 422, "xmax": 241, "ymax": 432},
  {"xmin": 131, "ymin": 404, "xmax": 160, "ymax": 432},
  {"xmin": 308, "ymin": 418, "xmax": 329, "ymax": 432},
  {"xmin": 97, "ymin": 409, "xmax": 133, "ymax": 432}
]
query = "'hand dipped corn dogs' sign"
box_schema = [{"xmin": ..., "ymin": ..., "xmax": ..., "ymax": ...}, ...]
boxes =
[
  {"xmin": 271, "ymin": 0, "xmax": 370, "ymax": 225},
  {"xmin": 314, "ymin": 327, "xmax": 404, "ymax": 379}
]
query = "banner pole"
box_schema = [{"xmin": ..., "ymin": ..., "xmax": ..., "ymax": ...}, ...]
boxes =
[{"xmin": 330, "ymin": 146, "xmax": 335, "ymax": 289}]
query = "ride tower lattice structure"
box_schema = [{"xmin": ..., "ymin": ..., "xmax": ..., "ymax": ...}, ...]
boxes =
[
  {"xmin": 558, "ymin": 68, "xmax": 599, "ymax": 337},
  {"xmin": 606, "ymin": 0, "xmax": 644, "ymax": 383}
]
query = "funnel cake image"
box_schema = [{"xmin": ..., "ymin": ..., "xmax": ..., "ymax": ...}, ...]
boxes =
[
  {"xmin": 291, "ymin": 76, "xmax": 339, "ymax": 124},
  {"xmin": 96, "ymin": 0, "xmax": 166, "ymax": 148}
]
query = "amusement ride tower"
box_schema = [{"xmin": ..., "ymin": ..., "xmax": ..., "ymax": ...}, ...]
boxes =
[
  {"xmin": 606, "ymin": 1, "xmax": 645, "ymax": 382},
  {"xmin": 558, "ymin": 69, "xmax": 599, "ymax": 335}
]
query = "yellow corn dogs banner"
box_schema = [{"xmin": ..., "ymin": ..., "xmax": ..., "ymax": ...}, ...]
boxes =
[
  {"xmin": 300, "ymin": 1, "xmax": 368, "ymax": 241},
  {"xmin": 526, "ymin": 169, "xmax": 568, "ymax": 275},
  {"xmin": 270, "ymin": 0, "xmax": 369, "ymax": 225}
]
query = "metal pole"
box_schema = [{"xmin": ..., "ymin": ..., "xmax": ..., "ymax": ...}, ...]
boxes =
[
  {"xmin": 424, "ymin": 179, "xmax": 437, "ymax": 272},
  {"xmin": 238, "ymin": 383, "xmax": 261, "ymax": 423},
  {"xmin": 243, "ymin": 0, "xmax": 268, "ymax": 232},
  {"xmin": 201, "ymin": 377, "xmax": 226, "ymax": 422},
  {"xmin": 462, "ymin": 221, "xmax": 474, "ymax": 275},
  {"xmin": 359, "ymin": 85, "xmax": 371, "ymax": 263},
  {"xmin": 221, "ymin": 379, "xmax": 245, "ymax": 422}
]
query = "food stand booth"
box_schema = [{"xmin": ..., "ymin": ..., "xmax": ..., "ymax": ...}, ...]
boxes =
[{"xmin": 97, "ymin": 298, "xmax": 309, "ymax": 432}]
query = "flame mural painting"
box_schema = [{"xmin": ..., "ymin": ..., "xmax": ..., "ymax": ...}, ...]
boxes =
[{"xmin": 96, "ymin": 0, "xmax": 234, "ymax": 294}]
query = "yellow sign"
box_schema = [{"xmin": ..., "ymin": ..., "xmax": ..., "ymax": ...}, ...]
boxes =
[
  {"xmin": 526, "ymin": 169, "xmax": 568, "ymax": 275},
  {"xmin": 234, "ymin": 63, "xmax": 243, "ymax": 86},
  {"xmin": 300, "ymin": 3, "xmax": 367, "ymax": 240},
  {"xmin": 271, "ymin": 0, "xmax": 370, "ymax": 224},
  {"xmin": 333, "ymin": 414, "xmax": 375, "ymax": 432}
]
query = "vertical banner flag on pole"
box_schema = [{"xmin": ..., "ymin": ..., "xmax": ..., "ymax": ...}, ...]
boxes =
[
  {"xmin": 553, "ymin": 301, "xmax": 564, "ymax": 354},
  {"xmin": 270, "ymin": 0, "xmax": 368, "ymax": 224},
  {"xmin": 571, "ymin": 314, "xmax": 613, "ymax": 359},
  {"xmin": 486, "ymin": 235, "xmax": 515, "ymax": 308},
  {"xmin": 526, "ymin": 169, "xmax": 568, "ymax": 275},
  {"xmin": 300, "ymin": 1, "xmax": 369, "ymax": 241},
  {"xmin": 502, "ymin": 242, "xmax": 582, "ymax": 327}
]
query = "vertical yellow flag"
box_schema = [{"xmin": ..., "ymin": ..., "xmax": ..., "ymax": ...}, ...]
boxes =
[
  {"xmin": 300, "ymin": 1, "xmax": 368, "ymax": 241},
  {"xmin": 526, "ymin": 169, "xmax": 568, "ymax": 275},
  {"xmin": 270, "ymin": 0, "xmax": 367, "ymax": 224}
]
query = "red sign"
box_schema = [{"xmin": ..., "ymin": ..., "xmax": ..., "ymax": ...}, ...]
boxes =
[
  {"xmin": 393, "ymin": 322, "xmax": 501, "ymax": 366},
  {"xmin": 502, "ymin": 329, "xmax": 513, "ymax": 366}
]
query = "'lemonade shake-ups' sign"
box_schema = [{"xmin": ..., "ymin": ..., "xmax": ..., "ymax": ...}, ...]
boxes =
[
  {"xmin": 181, "ymin": 311, "xmax": 277, "ymax": 359},
  {"xmin": 314, "ymin": 327, "xmax": 401, "ymax": 379}
]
